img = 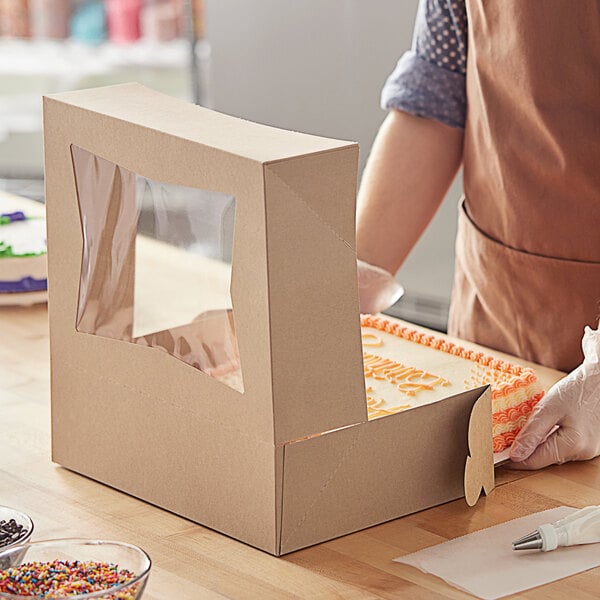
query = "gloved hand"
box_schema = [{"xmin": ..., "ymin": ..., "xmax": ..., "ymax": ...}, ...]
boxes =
[
  {"xmin": 508, "ymin": 325, "xmax": 600, "ymax": 469},
  {"xmin": 357, "ymin": 258, "xmax": 404, "ymax": 314}
]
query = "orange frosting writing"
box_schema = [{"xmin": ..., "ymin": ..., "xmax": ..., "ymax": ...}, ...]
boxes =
[
  {"xmin": 363, "ymin": 352, "xmax": 450, "ymax": 396},
  {"xmin": 361, "ymin": 332, "xmax": 383, "ymax": 347},
  {"xmin": 367, "ymin": 393, "xmax": 410, "ymax": 419}
]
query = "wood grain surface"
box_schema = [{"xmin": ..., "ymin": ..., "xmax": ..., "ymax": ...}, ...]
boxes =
[{"xmin": 2, "ymin": 191, "xmax": 600, "ymax": 599}]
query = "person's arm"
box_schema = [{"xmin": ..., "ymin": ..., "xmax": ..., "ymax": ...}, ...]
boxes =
[
  {"xmin": 356, "ymin": 0, "xmax": 467, "ymax": 313},
  {"xmin": 356, "ymin": 109, "xmax": 463, "ymax": 275}
]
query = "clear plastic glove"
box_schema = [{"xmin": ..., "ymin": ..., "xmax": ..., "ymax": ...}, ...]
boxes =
[
  {"xmin": 357, "ymin": 259, "xmax": 404, "ymax": 314},
  {"xmin": 508, "ymin": 325, "xmax": 600, "ymax": 469}
]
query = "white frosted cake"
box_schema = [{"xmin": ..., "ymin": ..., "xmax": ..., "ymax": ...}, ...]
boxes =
[
  {"xmin": 0, "ymin": 211, "xmax": 47, "ymax": 305},
  {"xmin": 361, "ymin": 315, "xmax": 544, "ymax": 452}
]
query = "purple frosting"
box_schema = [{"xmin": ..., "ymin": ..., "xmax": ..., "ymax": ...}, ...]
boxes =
[
  {"xmin": 0, "ymin": 276, "xmax": 47, "ymax": 293},
  {"xmin": 0, "ymin": 211, "xmax": 26, "ymax": 223}
]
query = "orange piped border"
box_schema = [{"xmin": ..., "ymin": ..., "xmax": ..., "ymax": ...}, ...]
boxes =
[
  {"xmin": 361, "ymin": 315, "xmax": 537, "ymax": 383},
  {"xmin": 492, "ymin": 391, "xmax": 543, "ymax": 426},
  {"xmin": 360, "ymin": 315, "xmax": 541, "ymax": 397},
  {"xmin": 493, "ymin": 429, "xmax": 521, "ymax": 453},
  {"xmin": 361, "ymin": 315, "xmax": 546, "ymax": 450}
]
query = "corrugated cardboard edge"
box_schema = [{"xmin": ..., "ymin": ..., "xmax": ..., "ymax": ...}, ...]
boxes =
[{"xmin": 464, "ymin": 386, "xmax": 495, "ymax": 506}]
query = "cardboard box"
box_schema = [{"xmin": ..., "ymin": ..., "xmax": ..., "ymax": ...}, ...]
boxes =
[{"xmin": 43, "ymin": 83, "xmax": 494, "ymax": 556}]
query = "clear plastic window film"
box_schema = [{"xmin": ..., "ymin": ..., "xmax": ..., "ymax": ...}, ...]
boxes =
[{"xmin": 71, "ymin": 145, "xmax": 243, "ymax": 393}]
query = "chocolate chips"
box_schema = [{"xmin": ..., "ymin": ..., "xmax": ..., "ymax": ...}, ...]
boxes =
[{"xmin": 0, "ymin": 519, "xmax": 27, "ymax": 548}]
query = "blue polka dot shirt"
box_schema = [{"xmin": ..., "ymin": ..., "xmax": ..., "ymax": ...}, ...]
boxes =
[{"xmin": 381, "ymin": 0, "xmax": 467, "ymax": 129}]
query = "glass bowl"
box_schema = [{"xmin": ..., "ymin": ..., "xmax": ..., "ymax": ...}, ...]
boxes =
[
  {"xmin": 0, "ymin": 539, "xmax": 151, "ymax": 599},
  {"xmin": 0, "ymin": 507, "xmax": 34, "ymax": 551}
]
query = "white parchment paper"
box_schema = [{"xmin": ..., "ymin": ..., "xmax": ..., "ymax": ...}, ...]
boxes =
[{"xmin": 394, "ymin": 507, "xmax": 600, "ymax": 599}]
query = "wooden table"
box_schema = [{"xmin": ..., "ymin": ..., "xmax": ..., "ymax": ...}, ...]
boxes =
[{"xmin": 2, "ymin": 192, "xmax": 600, "ymax": 599}]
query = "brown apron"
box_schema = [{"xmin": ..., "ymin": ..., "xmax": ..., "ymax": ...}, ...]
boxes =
[{"xmin": 448, "ymin": 0, "xmax": 600, "ymax": 372}]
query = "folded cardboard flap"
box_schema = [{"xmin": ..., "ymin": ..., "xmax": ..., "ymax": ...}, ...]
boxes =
[
  {"xmin": 464, "ymin": 387, "xmax": 495, "ymax": 506},
  {"xmin": 278, "ymin": 387, "xmax": 492, "ymax": 554},
  {"xmin": 44, "ymin": 83, "xmax": 494, "ymax": 556}
]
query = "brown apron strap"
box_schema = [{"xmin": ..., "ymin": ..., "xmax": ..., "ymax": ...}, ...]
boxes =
[{"xmin": 448, "ymin": 199, "xmax": 600, "ymax": 372}]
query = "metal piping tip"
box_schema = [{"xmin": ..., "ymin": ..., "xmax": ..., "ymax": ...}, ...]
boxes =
[
  {"xmin": 512, "ymin": 530, "xmax": 538, "ymax": 545},
  {"xmin": 512, "ymin": 531, "xmax": 543, "ymax": 551},
  {"xmin": 513, "ymin": 538, "xmax": 543, "ymax": 551}
]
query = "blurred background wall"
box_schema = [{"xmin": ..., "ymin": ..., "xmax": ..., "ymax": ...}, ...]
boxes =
[
  {"xmin": 0, "ymin": 0, "xmax": 461, "ymax": 330},
  {"xmin": 205, "ymin": 0, "xmax": 462, "ymax": 330}
]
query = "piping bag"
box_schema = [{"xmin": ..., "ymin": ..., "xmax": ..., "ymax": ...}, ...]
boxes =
[{"xmin": 513, "ymin": 506, "xmax": 600, "ymax": 551}]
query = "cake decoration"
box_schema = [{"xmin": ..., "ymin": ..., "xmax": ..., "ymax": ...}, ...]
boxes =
[
  {"xmin": 0, "ymin": 560, "xmax": 139, "ymax": 598},
  {"xmin": 361, "ymin": 332, "xmax": 383, "ymax": 347},
  {"xmin": 363, "ymin": 352, "xmax": 450, "ymax": 395},
  {"xmin": 361, "ymin": 315, "xmax": 544, "ymax": 452},
  {"xmin": 0, "ymin": 519, "xmax": 27, "ymax": 549},
  {"xmin": 0, "ymin": 210, "xmax": 48, "ymax": 305}
]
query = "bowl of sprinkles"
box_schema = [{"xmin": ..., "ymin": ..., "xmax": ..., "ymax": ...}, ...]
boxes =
[
  {"xmin": 0, "ymin": 508, "xmax": 33, "ymax": 552},
  {"xmin": 0, "ymin": 539, "xmax": 151, "ymax": 599}
]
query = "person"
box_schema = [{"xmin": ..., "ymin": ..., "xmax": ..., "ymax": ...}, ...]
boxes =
[{"xmin": 356, "ymin": 0, "xmax": 600, "ymax": 470}]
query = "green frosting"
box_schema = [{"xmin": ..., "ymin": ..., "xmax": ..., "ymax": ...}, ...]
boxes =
[
  {"xmin": 0, "ymin": 216, "xmax": 47, "ymax": 258},
  {"xmin": 0, "ymin": 241, "xmax": 44, "ymax": 258}
]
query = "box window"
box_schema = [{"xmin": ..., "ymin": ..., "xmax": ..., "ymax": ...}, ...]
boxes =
[{"xmin": 71, "ymin": 145, "xmax": 243, "ymax": 393}]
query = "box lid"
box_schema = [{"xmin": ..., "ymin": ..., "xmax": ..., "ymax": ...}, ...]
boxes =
[
  {"xmin": 46, "ymin": 83, "xmax": 355, "ymax": 164},
  {"xmin": 44, "ymin": 83, "xmax": 367, "ymax": 445}
]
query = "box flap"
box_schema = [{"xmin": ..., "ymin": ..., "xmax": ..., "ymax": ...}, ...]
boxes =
[
  {"xmin": 264, "ymin": 148, "xmax": 367, "ymax": 444},
  {"xmin": 279, "ymin": 387, "xmax": 493, "ymax": 554},
  {"xmin": 464, "ymin": 386, "xmax": 495, "ymax": 505}
]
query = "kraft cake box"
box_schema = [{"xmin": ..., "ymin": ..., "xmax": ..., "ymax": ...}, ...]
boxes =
[{"xmin": 43, "ymin": 83, "xmax": 494, "ymax": 556}]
